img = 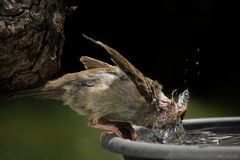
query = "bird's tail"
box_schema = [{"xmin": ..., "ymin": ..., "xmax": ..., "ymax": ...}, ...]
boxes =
[{"xmin": 0, "ymin": 86, "xmax": 61, "ymax": 101}]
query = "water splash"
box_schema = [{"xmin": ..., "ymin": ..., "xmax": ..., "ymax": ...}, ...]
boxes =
[
  {"xmin": 178, "ymin": 89, "xmax": 190, "ymax": 107},
  {"xmin": 183, "ymin": 48, "xmax": 201, "ymax": 86},
  {"xmin": 136, "ymin": 117, "xmax": 186, "ymax": 144},
  {"xmin": 136, "ymin": 90, "xmax": 189, "ymax": 144},
  {"xmin": 136, "ymin": 125, "xmax": 240, "ymax": 146}
]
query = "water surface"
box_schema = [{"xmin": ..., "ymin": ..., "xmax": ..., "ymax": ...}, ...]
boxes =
[{"xmin": 137, "ymin": 125, "xmax": 240, "ymax": 146}]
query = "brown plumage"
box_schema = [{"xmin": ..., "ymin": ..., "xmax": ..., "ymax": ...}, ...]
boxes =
[{"xmin": 6, "ymin": 35, "xmax": 189, "ymax": 140}]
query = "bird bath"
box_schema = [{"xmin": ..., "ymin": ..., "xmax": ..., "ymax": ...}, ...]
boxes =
[{"xmin": 101, "ymin": 117, "xmax": 240, "ymax": 160}]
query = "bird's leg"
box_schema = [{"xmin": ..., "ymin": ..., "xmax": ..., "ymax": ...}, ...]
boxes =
[
  {"xmin": 88, "ymin": 117, "xmax": 138, "ymax": 140},
  {"xmin": 88, "ymin": 117, "xmax": 123, "ymax": 138}
]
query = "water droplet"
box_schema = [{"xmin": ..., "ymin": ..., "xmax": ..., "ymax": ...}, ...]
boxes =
[
  {"xmin": 195, "ymin": 61, "xmax": 199, "ymax": 66},
  {"xmin": 185, "ymin": 58, "xmax": 189, "ymax": 62},
  {"xmin": 197, "ymin": 48, "xmax": 200, "ymax": 52}
]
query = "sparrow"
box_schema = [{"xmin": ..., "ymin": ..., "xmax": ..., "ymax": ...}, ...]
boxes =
[{"xmin": 7, "ymin": 35, "xmax": 189, "ymax": 141}]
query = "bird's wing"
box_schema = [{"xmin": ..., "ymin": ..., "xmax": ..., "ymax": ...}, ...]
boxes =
[
  {"xmin": 44, "ymin": 67, "xmax": 116, "ymax": 90},
  {"xmin": 82, "ymin": 34, "xmax": 161, "ymax": 103},
  {"xmin": 80, "ymin": 56, "xmax": 112, "ymax": 69}
]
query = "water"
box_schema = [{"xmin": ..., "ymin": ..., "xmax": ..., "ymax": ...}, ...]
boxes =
[
  {"xmin": 136, "ymin": 126, "xmax": 240, "ymax": 146},
  {"xmin": 183, "ymin": 47, "xmax": 201, "ymax": 85},
  {"xmin": 184, "ymin": 126, "xmax": 240, "ymax": 146},
  {"xmin": 136, "ymin": 118, "xmax": 186, "ymax": 144}
]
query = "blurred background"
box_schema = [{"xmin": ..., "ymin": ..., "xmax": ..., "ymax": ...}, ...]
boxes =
[{"xmin": 1, "ymin": 0, "xmax": 240, "ymax": 160}]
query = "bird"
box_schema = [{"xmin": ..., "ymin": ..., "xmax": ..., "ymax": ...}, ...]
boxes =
[{"xmin": 6, "ymin": 35, "xmax": 189, "ymax": 141}]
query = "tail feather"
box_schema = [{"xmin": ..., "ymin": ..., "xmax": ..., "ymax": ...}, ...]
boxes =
[{"xmin": 1, "ymin": 87, "xmax": 61, "ymax": 101}]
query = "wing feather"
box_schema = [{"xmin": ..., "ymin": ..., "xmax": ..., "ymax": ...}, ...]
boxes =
[
  {"xmin": 82, "ymin": 34, "xmax": 161, "ymax": 103},
  {"xmin": 80, "ymin": 56, "xmax": 112, "ymax": 69}
]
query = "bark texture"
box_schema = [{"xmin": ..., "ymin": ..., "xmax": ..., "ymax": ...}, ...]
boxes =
[{"xmin": 0, "ymin": 0, "xmax": 71, "ymax": 96}]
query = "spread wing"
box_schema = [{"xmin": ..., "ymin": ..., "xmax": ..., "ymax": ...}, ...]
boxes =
[
  {"xmin": 82, "ymin": 34, "xmax": 161, "ymax": 104},
  {"xmin": 80, "ymin": 56, "xmax": 112, "ymax": 69}
]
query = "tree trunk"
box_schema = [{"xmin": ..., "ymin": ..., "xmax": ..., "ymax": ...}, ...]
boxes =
[{"xmin": 0, "ymin": 0, "xmax": 74, "ymax": 97}]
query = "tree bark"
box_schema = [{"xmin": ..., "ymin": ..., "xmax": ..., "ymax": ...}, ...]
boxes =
[{"xmin": 0, "ymin": 0, "xmax": 73, "ymax": 96}]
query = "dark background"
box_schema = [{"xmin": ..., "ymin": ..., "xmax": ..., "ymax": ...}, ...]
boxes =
[
  {"xmin": 1, "ymin": 1, "xmax": 240, "ymax": 160},
  {"xmin": 63, "ymin": 0, "xmax": 240, "ymax": 104}
]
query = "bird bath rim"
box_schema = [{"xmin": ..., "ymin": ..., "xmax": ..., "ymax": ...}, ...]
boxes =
[{"xmin": 101, "ymin": 117, "xmax": 240, "ymax": 160}]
